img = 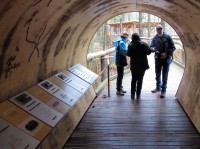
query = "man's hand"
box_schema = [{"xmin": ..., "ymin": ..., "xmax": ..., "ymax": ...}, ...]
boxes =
[
  {"xmin": 151, "ymin": 47, "xmax": 156, "ymax": 52},
  {"xmin": 161, "ymin": 53, "xmax": 167, "ymax": 59}
]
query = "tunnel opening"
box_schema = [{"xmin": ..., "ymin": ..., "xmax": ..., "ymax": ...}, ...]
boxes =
[{"xmin": 87, "ymin": 12, "xmax": 185, "ymax": 98}]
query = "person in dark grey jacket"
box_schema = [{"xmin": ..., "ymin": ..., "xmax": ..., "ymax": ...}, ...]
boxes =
[
  {"xmin": 127, "ymin": 33, "xmax": 152, "ymax": 99},
  {"xmin": 150, "ymin": 24, "xmax": 176, "ymax": 98}
]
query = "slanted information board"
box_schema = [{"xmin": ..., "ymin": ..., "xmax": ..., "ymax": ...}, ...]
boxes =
[{"xmin": 0, "ymin": 64, "xmax": 98, "ymax": 149}]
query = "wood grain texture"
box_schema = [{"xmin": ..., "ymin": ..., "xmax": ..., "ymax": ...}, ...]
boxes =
[
  {"xmin": 64, "ymin": 58, "xmax": 200, "ymax": 148},
  {"xmin": 0, "ymin": 0, "xmax": 200, "ymax": 146}
]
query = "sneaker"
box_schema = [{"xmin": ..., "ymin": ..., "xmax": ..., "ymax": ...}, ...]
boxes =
[
  {"xmin": 121, "ymin": 89, "xmax": 127, "ymax": 93},
  {"xmin": 116, "ymin": 90, "xmax": 124, "ymax": 96},
  {"xmin": 151, "ymin": 88, "xmax": 161, "ymax": 93},
  {"xmin": 160, "ymin": 91, "xmax": 166, "ymax": 98}
]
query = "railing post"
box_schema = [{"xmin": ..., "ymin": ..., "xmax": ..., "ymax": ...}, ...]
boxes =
[
  {"xmin": 107, "ymin": 57, "xmax": 110, "ymax": 97},
  {"xmin": 107, "ymin": 64, "xmax": 110, "ymax": 97}
]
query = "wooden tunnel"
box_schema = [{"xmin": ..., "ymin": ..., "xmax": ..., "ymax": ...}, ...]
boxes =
[{"xmin": 0, "ymin": 0, "xmax": 200, "ymax": 148}]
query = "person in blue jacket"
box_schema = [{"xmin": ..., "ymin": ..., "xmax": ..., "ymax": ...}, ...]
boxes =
[
  {"xmin": 114, "ymin": 31, "xmax": 129, "ymax": 95},
  {"xmin": 127, "ymin": 33, "xmax": 152, "ymax": 99},
  {"xmin": 150, "ymin": 24, "xmax": 176, "ymax": 98}
]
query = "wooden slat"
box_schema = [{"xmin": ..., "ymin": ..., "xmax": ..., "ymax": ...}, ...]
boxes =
[
  {"xmin": 64, "ymin": 57, "xmax": 200, "ymax": 148},
  {"xmin": 64, "ymin": 95, "xmax": 200, "ymax": 148}
]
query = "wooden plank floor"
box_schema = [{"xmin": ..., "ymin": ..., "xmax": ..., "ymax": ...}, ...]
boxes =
[{"xmin": 64, "ymin": 55, "xmax": 200, "ymax": 149}]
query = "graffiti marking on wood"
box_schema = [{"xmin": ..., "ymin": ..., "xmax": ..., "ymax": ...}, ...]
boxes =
[
  {"xmin": 26, "ymin": 24, "xmax": 51, "ymax": 62},
  {"xmin": 5, "ymin": 56, "xmax": 20, "ymax": 79}
]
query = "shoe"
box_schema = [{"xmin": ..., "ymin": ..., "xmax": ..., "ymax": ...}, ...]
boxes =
[
  {"xmin": 116, "ymin": 90, "xmax": 124, "ymax": 96},
  {"xmin": 136, "ymin": 91, "xmax": 141, "ymax": 98},
  {"xmin": 160, "ymin": 91, "xmax": 166, "ymax": 98},
  {"xmin": 151, "ymin": 88, "xmax": 161, "ymax": 93},
  {"xmin": 131, "ymin": 94, "xmax": 135, "ymax": 99},
  {"xmin": 136, "ymin": 94, "xmax": 141, "ymax": 99},
  {"xmin": 121, "ymin": 89, "xmax": 127, "ymax": 93}
]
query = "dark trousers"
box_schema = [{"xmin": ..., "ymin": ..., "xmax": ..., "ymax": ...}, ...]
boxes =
[
  {"xmin": 155, "ymin": 58, "xmax": 172, "ymax": 92},
  {"xmin": 131, "ymin": 69, "xmax": 145, "ymax": 95},
  {"xmin": 116, "ymin": 66, "xmax": 124, "ymax": 91}
]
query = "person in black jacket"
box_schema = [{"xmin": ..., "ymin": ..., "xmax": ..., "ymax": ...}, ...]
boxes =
[{"xmin": 127, "ymin": 33, "xmax": 152, "ymax": 99}]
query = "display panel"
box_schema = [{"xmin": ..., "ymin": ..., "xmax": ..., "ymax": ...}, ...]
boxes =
[
  {"xmin": 0, "ymin": 101, "xmax": 52, "ymax": 141},
  {"xmin": 55, "ymin": 72, "xmax": 87, "ymax": 94},
  {"xmin": 68, "ymin": 64, "xmax": 98, "ymax": 84},
  {"xmin": 9, "ymin": 92, "xmax": 63, "ymax": 127},
  {"xmin": 0, "ymin": 118, "xmax": 40, "ymax": 149},
  {"xmin": 38, "ymin": 80, "xmax": 78, "ymax": 106},
  {"xmin": 26, "ymin": 86, "xmax": 70, "ymax": 115}
]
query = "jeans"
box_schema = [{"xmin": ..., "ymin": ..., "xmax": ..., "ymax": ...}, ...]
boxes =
[
  {"xmin": 155, "ymin": 57, "xmax": 172, "ymax": 92},
  {"xmin": 131, "ymin": 69, "xmax": 145, "ymax": 95},
  {"xmin": 116, "ymin": 66, "xmax": 124, "ymax": 91}
]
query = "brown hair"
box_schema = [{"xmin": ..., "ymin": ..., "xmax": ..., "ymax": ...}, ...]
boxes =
[{"xmin": 120, "ymin": 31, "xmax": 129, "ymax": 38}]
